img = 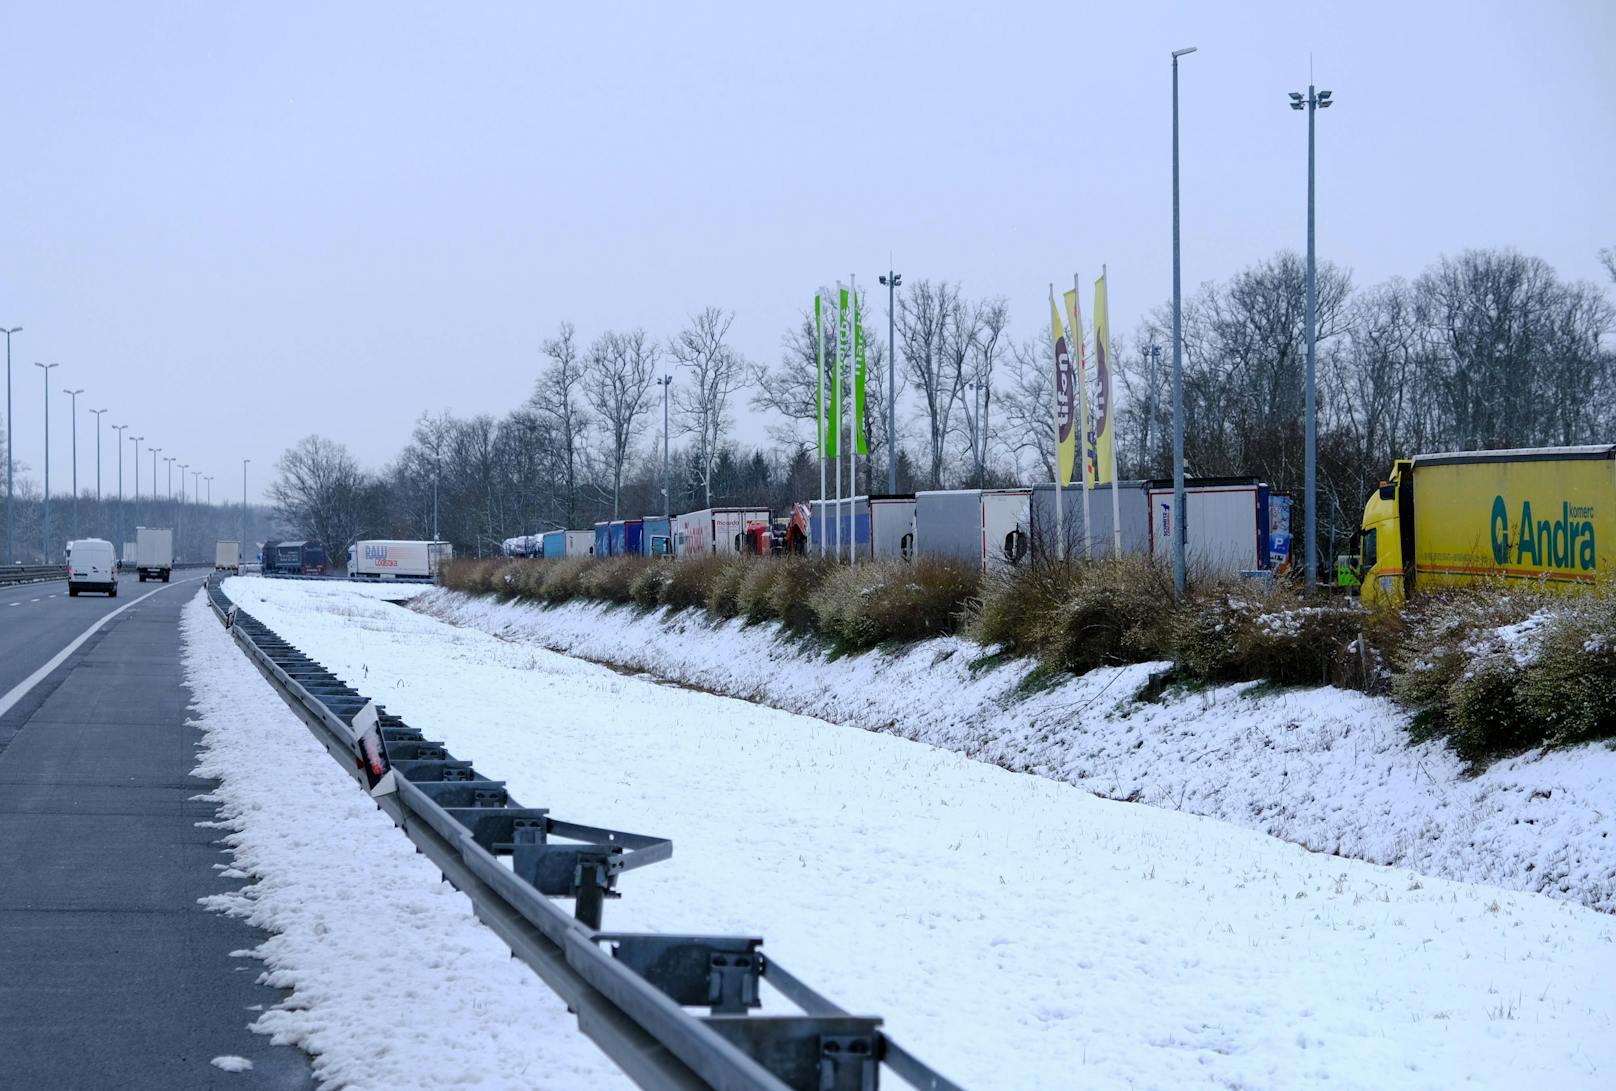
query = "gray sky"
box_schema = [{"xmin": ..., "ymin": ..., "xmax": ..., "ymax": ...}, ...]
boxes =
[{"xmin": 2, "ymin": 1, "xmax": 1611, "ymax": 503}]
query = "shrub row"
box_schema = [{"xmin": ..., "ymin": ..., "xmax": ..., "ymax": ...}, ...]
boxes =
[
  {"xmin": 441, "ymin": 554, "xmax": 1616, "ymax": 763},
  {"xmin": 441, "ymin": 553, "xmax": 980, "ymax": 649}
]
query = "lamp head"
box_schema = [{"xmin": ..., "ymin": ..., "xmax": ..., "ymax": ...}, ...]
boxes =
[{"xmin": 1172, "ymin": 46, "xmax": 1198, "ymax": 57}]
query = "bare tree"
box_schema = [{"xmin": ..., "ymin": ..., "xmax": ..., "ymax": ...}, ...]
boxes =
[
  {"xmin": 996, "ymin": 336, "xmax": 1055, "ymax": 482},
  {"xmin": 900, "ymin": 280, "xmax": 975, "ymax": 488},
  {"xmin": 957, "ymin": 297, "xmax": 1008, "ymax": 486},
  {"xmin": 584, "ymin": 328, "xmax": 660, "ymax": 518},
  {"xmin": 533, "ymin": 322, "xmax": 590, "ymax": 528},
  {"xmin": 670, "ymin": 307, "xmax": 745, "ymax": 506},
  {"xmin": 270, "ymin": 435, "xmax": 372, "ymax": 566}
]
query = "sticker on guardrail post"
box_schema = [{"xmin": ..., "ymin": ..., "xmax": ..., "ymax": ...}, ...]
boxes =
[
  {"xmin": 352, "ymin": 700, "xmax": 395, "ymax": 795},
  {"xmin": 224, "ymin": 604, "xmax": 238, "ymax": 630}
]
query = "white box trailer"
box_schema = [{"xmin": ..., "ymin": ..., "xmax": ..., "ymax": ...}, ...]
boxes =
[
  {"xmin": 1146, "ymin": 479, "xmax": 1268, "ymax": 577},
  {"xmin": 215, "ymin": 540, "xmax": 241, "ymax": 570},
  {"xmin": 869, "ymin": 496, "xmax": 916, "ymax": 559},
  {"xmin": 347, "ymin": 539, "xmax": 454, "ymax": 579},
  {"xmin": 135, "ymin": 527, "xmax": 173, "ymax": 583},
  {"xmin": 980, "ymin": 489, "xmax": 1033, "ymax": 569},
  {"xmin": 1029, "ymin": 482, "xmax": 1152, "ymax": 559},
  {"xmin": 913, "ymin": 490, "xmax": 983, "ymax": 563},
  {"xmin": 673, "ymin": 507, "xmax": 770, "ymax": 556},
  {"xmin": 121, "ymin": 541, "xmax": 137, "ymax": 569}
]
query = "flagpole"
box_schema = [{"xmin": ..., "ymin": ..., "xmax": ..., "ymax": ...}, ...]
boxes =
[
  {"xmin": 1075, "ymin": 273, "xmax": 1093, "ymax": 559},
  {"xmin": 1051, "ymin": 284, "xmax": 1064, "ymax": 563},
  {"xmin": 849, "ymin": 273, "xmax": 858, "ymax": 567},
  {"xmin": 816, "ymin": 293, "xmax": 826, "ymax": 557},
  {"xmin": 835, "ymin": 282, "xmax": 844, "ymax": 563},
  {"xmin": 1103, "ymin": 265, "xmax": 1123, "ymax": 555}
]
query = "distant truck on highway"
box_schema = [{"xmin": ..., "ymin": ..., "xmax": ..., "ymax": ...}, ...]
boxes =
[
  {"xmin": 121, "ymin": 540, "xmax": 136, "ymax": 571},
  {"xmin": 215, "ymin": 540, "xmax": 241, "ymax": 571},
  {"xmin": 346, "ymin": 540, "xmax": 453, "ymax": 580},
  {"xmin": 263, "ymin": 539, "xmax": 326, "ymax": 576},
  {"xmin": 134, "ymin": 527, "xmax": 173, "ymax": 583},
  {"xmin": 1356, "ymin": 445, "xmax": 1615, "ymax": 608}
]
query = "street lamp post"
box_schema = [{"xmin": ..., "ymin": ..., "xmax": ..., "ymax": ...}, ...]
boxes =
[
  {"xmin": 131, "ymin": 436, "xmax": 144, "ymax": 529},
  {"xmin": 178, "ymin": 463, "xmax": 188, "ymax": 506},
  {"xmin": 878, "ymin": 271, "xmax": 901, "ymax": 492},
  {"xmin": 1170, "ymin": 46, "xmax": 1197, "ymax": 598},
  {"xmin": 1290, "ymin": 83, "xmax": 1333, "ymax": 592},
  {"xmin": 112, "ymin": 424, "xmax": 128, "ymax": 550},
  {"xmin": 242, "ymin": 459, "xmax": 250, "ymax": 559},
  {"xmin": 89, "ymin": 408, "xmax": 107, "ymax": 506},
  {"xmin": 2, "ymin": 326, "xmax": 19, "ymax": 564},
  {"xmin": 656, "ymin": 375, "xmax": 672, "ymax": 520},
  {"xmin": 148, "ymin": 447, "xmax": 161, "ymax": 524},
  {"xmin": 165, "ymin": 456, "xmax": 175, "ymax": 504},
  {"xmin": 34, "ymin": 362, "xmax": 59, "ymax": 559},
  {"xmin": 63, "ymin": 388, "xmax": 83, "ymax": 536},
  {"xmin": 204, "ymin": 474, "xmax": 212, "ymax": 506}
]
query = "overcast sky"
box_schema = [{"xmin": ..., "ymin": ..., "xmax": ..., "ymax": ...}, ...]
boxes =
[{"xmin": 2, "ymin": 1, "xmax": 1611, "ymax": 504}]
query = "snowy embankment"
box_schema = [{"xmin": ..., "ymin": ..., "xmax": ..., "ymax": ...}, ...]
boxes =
[
  {"xmin": 413, "ymin": 589, "xmax": 1616, "ymax": 916},
  {"xmin": 180, "ymin": 593, "xmax": 632, "ymax": 1090},
  {"xmin": 212, "ymin": 577, "xmax": 1614, "ymax": 1090}
]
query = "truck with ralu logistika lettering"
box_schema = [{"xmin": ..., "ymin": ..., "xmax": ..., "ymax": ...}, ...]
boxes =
[{"xmin": 1354, "ymin": 445, "xmax": 1614, "ymax": 608}]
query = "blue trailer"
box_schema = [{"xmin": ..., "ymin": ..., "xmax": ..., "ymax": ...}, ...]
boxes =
[
  {"xmin": 595, "ymin": 522, "xmax": 610, "ymax": 557},
  {"xmin": 809, "ymin": 498, "xmax": 872, "ymax": 560},
  {"xmin": 640, "ymin": 516, "xmax": 673, "ymax": 556},
  {"xmin": 608, "ymin": 519, "xmax": 643, "ymax": 556},
  {"xmin": 542, "ymin": 531, "xmax": 566, "ymax": 558}
]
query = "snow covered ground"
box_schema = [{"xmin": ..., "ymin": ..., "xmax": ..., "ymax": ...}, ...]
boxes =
[
  {"xmin": 414, "ymin": 589, "xmax": 1616, "ymax": 915},
  {"xmin": 202, "ymin": 577, "xmax": 1616, "ymax": 1090},
  {"xmin": 181, "ymin": 593, "xmax": 632, "ymax": 1090}
]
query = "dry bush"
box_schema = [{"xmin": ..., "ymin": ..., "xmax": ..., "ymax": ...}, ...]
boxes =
[
  {"xmin": 576, "ymin": 555, "xmax": 644, "ymax": 603},
  {"xmin": 737, "ymin": 559, "xmax": 789, "ymax": 623},
  {"xmin": 704, "ymin": 557, "xmax": 752, "ymax": 619},
  {"xmin": 814, "ymin": 558, "xmax": 980, "ymax": 649},
  {"xmin": 659, "ymin": 554, "xmax": 731, "ymax": 612},
  {"xmin": 538, "ymin": 556, "xmax": 594, "ymax": 602},
  {"xmin": 1176, "ymin": 584, "xmax": 1364, "ymax": 685},
  {"xmin": 441, "ymin": 557, "xmax": 500, "ymax": 594},
  {"xmin": 769, "ymin": 555, "xmax": 836, "ymax": 631},
  {"xmin": 630, "ymin": 562, "xmax": 673, "ymax": 609},
  {"xmin": 1048, "ymin": 556, "xmax": 1180, "ymax": 673}
]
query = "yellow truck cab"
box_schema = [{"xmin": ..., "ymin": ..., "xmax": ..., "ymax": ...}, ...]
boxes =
[{"xmin": 1357, "ymin": 445, "xmax": 1615, "ymax": 609}]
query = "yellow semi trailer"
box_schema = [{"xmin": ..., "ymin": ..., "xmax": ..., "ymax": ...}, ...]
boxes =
[{"xmin": 1357, "ymin": 445, "xmax": 1615, "ymax": 608}]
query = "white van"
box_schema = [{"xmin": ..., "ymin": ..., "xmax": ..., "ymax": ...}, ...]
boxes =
[{"xmin": 67, "ymin": 538, "xmax": 119, "ymax": 597}]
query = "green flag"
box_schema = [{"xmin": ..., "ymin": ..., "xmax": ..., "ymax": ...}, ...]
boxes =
[
  {"xmin": 815, "ymin": 294, "xmax": 825, "ymax": 459},
  {"xmin": 854, "ymin": 290, "xmax": 868, "ymax": 455},
  {"xmin": 828, "ymin": 287, "xmax": 847, "ymax": 459}
]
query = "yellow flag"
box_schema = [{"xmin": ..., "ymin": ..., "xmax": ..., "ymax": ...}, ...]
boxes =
[
  {"xmin": 1092, "ymin": 274, "xmax": 1114, "ymax": 485},
  {"xmin": 1050, "ymin": 292, "xmax": 1075, "ymax": 486},
  {"xmin": 1064, "ymin": 288, "xmax": 1093, "ymax": 488}
]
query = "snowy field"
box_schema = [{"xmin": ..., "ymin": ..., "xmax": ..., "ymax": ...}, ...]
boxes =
[
  {"xmin": 197, "ymin": 577, "xmax": 1616, "ymax": 1090},
  {"xmin": 415, "ymin": 589, "xmax": 1616, "ymax": 915}
]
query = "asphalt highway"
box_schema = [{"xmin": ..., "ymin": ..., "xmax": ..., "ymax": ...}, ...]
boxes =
[{"xmin": 0, "ymin": 571, "xmax": 311, "ymax": 1088}]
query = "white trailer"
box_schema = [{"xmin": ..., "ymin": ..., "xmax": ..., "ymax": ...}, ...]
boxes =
[
  {"xmin": 869, "ymin": 496, "xmax": 916, "ymax": 559},
  {"xmin": 980, "ymin": 489, "xmax": 1033, "ymax": 570},
  {"xmin": 215, "ymin": 540, "xmax": 241, "ymax": 570},
  {"xmin": 1146, "ymin": 480, "xmax": 1266, "ymax": 577},
  {"xmin": 673, "ymin": 507, "xmax": 771, "ymax": 556},
  {"xmin": 121, "ymin": 541, "xmax": 137, "ymax": 570},
  {"xmin": 135, "ymin": 527, "xmax": 174, "ymax": 583},
  {"xmin": 347, "ymin": 539, "xmax": 454, "ymax": 579}
]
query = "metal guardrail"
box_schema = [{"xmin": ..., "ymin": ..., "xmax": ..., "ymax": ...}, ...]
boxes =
[
  {"xmin": 0, "ymin": 565, "xmax": 68, "ymax": 585},
  {"xmin": 205, "ymin": 576, "xmax": 963, "ymax": 1091}
]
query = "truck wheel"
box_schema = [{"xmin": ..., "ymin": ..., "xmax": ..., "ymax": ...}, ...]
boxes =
[
  {"xmin": 139, "ymin": 573, "xmax": 147, "ymax": 583},
  {"xmin": 109, "ymin": 585, "xmax": 118, "ymax": 598},
  {"xmin": 69, "ymin": 586, "xmax": 79, "ymax": 597},
  {"xmin": 161, "ymin": 571, "xmax": 170, "ymax": 583}
]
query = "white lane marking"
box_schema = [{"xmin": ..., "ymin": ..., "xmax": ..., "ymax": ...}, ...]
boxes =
[
  {"xmin": 29, "ymin": 598, "xmax": 40, "ymax": 602},
  {"xmin": 0, "ymin": 574, "xmax": 207, "ymax": 721}
]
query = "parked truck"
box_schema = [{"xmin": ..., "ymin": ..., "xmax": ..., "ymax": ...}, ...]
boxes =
[
  {"xmin": 348, "ymin": 540, "xmax": 453, "ymax": 580},
  {"xmin": 673, "ymin": 507, "xmax": 770, "ymax": 556},
  {"xmin": 542, "ymin": 530, "xmax": 594, "ymax": 558},
  {"xmin": 215, "ymin": 540, "xmax": 241, "ymax": 571},
  {"xmin": 263, "ymin": 539, "xmax": 326, "ymax": 576},
  {"xmin": 1356, "ymin": 445, "xmax": 1615, "ymax": 608},
  {"xmin": 121, "ymin": 540, "xmax": 137, "ymax": 571},
  {"xmin": 135, "ymin": 527, "xmax": 174, "ymax": 583}
]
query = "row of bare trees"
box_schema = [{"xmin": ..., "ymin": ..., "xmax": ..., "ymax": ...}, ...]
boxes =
[{"xmin": 259, "ymin": 246, "xmax": 1613, "ymax": 566}]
